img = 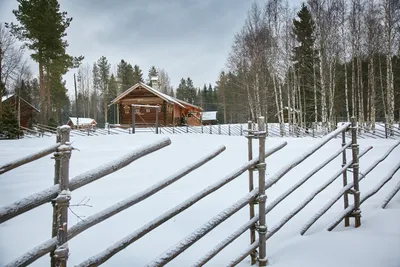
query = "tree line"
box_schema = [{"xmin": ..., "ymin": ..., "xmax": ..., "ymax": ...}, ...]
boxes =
[
  {"xmin": 2, "ymin": 0, "xmax": 398, "ymax": 136},
  {"xmin": 217, "ymin": 0, "xmax": 400, "ymax": 134}
]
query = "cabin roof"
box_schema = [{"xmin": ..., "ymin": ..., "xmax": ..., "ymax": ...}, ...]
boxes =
[
  {"xmin": 2, "ymin": 94, "xmax": 40, "ymax": 113},
  {"xmin": 110, "ymin": 82, "xmax": 185, "ymax": 108},
  {"xmin": 68, "ymin": 117, "xmax": 97, "ymax": 126},
  {"xmin": 110, "ymin": 82, "xmax": 202, "ymax": 110},
  {"xmin": 175, "ymin": 98, "xmax": 202, "ymax": 110}
]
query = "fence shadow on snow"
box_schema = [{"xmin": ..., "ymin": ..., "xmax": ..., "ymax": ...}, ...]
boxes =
[{"xmin": 0, "ymin": 117, "xmax": 399, "ymax": 266}]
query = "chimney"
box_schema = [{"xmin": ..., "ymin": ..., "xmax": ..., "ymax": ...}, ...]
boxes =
[{"xmin": 150, "ymin": 76, "xmax": 159, "ymax": 90}]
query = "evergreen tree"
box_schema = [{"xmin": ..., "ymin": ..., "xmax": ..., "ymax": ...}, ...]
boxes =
[
  {"xmin": 176, "ymin": 78, "xmax": 187, "ymax": 101},
  {"xmin": 96, "ymin": 56, "xmax": 110, "ymax": 124},
  {"xmin": 148, "ymin": 65, "xmax": 158, "ymax": 86},
  {"xmin": 292, "ymin": 3, "xmax": 318, "ymax": 126},
  {"xmin": 108, "ymin": 74, "xmax": 118, "ymax": 123},
  {"xmin": 186, "ymin": 77, "xmax": 197, "ymax": 104},
  {"xmin": 117, "ymin": 59, "xmax": 134, "ymax": 91},
  {"xmin": 7, "ymin": 0, "xmax": 83, "ymax": 124},
  {"xmin": 133, "ymin": 64, "xmax": 144, "ymax": 83},
  {"xmin": 92, "ymin": 62, "xmax": 100, "ymax": 120},
  {"xmin": 0, "ymin": 102, "xmax": 22, "ymax": 139}
]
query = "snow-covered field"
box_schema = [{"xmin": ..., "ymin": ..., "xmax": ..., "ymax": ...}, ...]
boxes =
[{"xmin": 0, "ymin": 132, "xmax": 399, "ymax": 267}]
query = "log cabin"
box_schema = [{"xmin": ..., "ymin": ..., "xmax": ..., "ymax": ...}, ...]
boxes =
[
  {"xmin": 109, "ymin": 82, "xmax": 202, "ymax": 128},
  {"xmin": 1, "ymin": 94, "xmax": 39, "ymax": 128}
]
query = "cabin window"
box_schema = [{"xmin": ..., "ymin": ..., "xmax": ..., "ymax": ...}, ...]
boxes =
[
  {"xmin": 123, "ymin": 105, "xmax": 130, "ymax": 114},
  {"xmin": 135, "ymin": 108, "xmax": 140, "ymax": 113},
  {"xmin": 146, "ymin": 108, "xmax": 150, "ymax": 113}
]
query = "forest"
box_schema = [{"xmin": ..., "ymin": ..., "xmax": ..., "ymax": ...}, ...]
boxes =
[{"xmin": 0, "ymin": 0, "xmax": 399, "ymax": 137}]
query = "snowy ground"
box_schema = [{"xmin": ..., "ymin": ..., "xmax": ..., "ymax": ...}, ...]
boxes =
[{"xmin": 0, "ymin": 132, "xmax": 399, "ymax": 267}]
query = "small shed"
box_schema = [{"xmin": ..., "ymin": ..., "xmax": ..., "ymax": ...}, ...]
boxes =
[
  {"xmin": 201, "ymin": 111, "xmax": 218, "ymax": 125},
  {"xmin": 1, "ymin": 94, "xmax": 40, "ymax": 128},
  {"xmin": 67, "ymin": 117, "xmax": 97, "ymax": 129}
]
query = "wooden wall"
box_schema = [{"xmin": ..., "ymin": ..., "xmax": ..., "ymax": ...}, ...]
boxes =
[{"xmin": 118, "ymin": 87, "xmax": 174, "ymax": 127}]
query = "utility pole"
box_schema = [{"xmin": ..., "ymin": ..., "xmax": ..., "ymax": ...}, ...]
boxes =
[{"xmin": 74, "ymin": 73, "xmax": 79, "ymax": 129}]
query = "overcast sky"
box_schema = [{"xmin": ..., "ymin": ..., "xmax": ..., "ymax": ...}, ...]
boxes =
[{"xmin": 0, "ymin": 0, "xmax": 302, "ymax": 95}]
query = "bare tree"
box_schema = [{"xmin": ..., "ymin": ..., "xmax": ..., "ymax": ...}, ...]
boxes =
[
  {"xmin": 0, "ymin": 23, "xmax": 24, "ymax": 114},
  {"xmin": 157, "ymin": 68, "xmax": 174, "ymax": 96},
  {"xmin": 381, "ymin": 0, "xmax": 400, "ymax": 135}
]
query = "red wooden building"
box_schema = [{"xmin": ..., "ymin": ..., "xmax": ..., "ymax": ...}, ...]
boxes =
[
  {"xmin": 109, "ymin": 82, "xmax": 202, "ymax": 128},
  {"xmin": 1, "ymin": 94, "xmax": 39, "ymax": 128}
]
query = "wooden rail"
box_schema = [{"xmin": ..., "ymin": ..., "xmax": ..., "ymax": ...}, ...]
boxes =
[
  {"xmin": 301, "ymin": 141, "xmax": 400, "ymax": 234},
  {"xmin": 3, "ymin": 116, "xmax": 396, "ymax": 267},
  {"xmin": 0, "ymin": 137, "xmax": 171, "ymax": 224},
  {"xmin": 74, "ymin": 140, "xmax": 286, "ymax": 266},
  {"xmin": 0, "ymin": 143, "xmax": 60, "ymax": 174}
]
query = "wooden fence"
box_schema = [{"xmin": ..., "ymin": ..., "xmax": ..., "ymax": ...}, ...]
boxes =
[{"xmin": 1, "ymin": 116, "xmax": 399, "ymax": 266}]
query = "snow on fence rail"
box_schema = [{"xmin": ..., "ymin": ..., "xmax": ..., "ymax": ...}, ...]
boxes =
[
  {"xmin": 1, "ymin": 117, "xmax": 287, "ymax": 267},
  {"xmin": 0, "ymin": 143, "xmax": 60, "ymax": 174},
  {"xmin": 2, "ymin": 116, "xmax": 397, "ymax": 267}
]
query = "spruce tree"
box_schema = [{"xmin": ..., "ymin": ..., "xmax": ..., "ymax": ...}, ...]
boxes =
[
  {"xmin": 96, "ymin": 56, "xmax": 110, "ymax": 124},
  {"xmin": 117, "ymin": 59, "xmax": 134, "ymax": 91},
  {"xmin": 0, "ymin": 102, "xmax": 22, "ymax": 139},
  {"xmin": 148, "ymin": 66, "xmax": 158, "ymax": 86},
  {"xmin": 7, "ymin": 0, "xmax": 83, "ymax": 124},
  {"xmin": 108, "ymin": 74, "xmax": 118, "ymax": 123},
  {"xmin": 292, "ymin": 3, "xmax": 318, "ymax": 126},
  {"xmin": 133, "ymin": 64, "xmax": 144, "ymax": 83},
  {"xmin": 176, "ymin": 78, "xmax": 187, "ymax": 101}
]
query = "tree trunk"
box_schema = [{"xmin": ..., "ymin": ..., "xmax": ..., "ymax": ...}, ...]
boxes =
[
  {"xmin": 39, "ymin": 59, "xmax": 46, "ymax": 124},
  {"xmin": 254, "ymin": 72, "xmax": 262, "ymax": 119},
  {"xmin": 292, "ymin": 69, "xmax": 297, "ymax": 134},
  {"xmin": 357, "ymin": 57, "xmax": 364, "ymax": 128},
  {"xmin": 313, "ymin": 56, "xmax": 318, "ymax": 125},
  {"xmin": 379, "ymin": 56, "xmax": 387, "ymax": 120},
  {"xmin": 387, "ymin": 54, "xmax": 394, "ymax": 135},
  {"xmin": 369, "ymin": 57, "xmax": 376, "ymax": 132},
  {"xmin": 351, "ymin": 59, "xmax": 356, "ymax": 117}
]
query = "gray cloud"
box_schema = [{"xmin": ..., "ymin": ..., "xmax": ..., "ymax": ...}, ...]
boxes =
[{"xmin": 1, "ymin": 0, "xmax": 301, "ymax": 95}]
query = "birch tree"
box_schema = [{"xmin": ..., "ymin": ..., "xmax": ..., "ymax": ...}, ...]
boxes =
[{"xmin": 381, "ymin": 0, "xmax": 400, "ymax": 135}]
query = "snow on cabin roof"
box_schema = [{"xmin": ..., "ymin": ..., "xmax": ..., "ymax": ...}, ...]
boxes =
[
  {"xmin": 201, "ymin": 111, "xmax": 217, "ymax": 121},
  {"xmin": 174, "ymin": 98, "xmax": 202, "ymax": 110},
  {"xmin": 2, "ymin": 93, "xmax": 40, "ymax": 112},
  {"xmin": 2, "ymin": 94, "xmax": 15, "ymax": 102},
  {"xmin": 68, "ymin": 117, "xmax": 96, "ymax": 126}
]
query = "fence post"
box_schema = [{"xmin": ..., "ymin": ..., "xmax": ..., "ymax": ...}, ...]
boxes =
[
  {"xmin": 257, "ymin": 117, "xmax": 267, "ymax": 266},
  {"xmin": 210, "ymin": 125, "xmax": 212, "ymax": 134},
  {"xmin": 350, "ymin": 117, "xmax": 361, "ymax": 227},
  {"xmin": 201, "ymin": 124, "xmax": 203, "ymax": 134},
  {"xmin": 131, "ymin": 105, "xmax": 135, "ymax": 134},
  {"xmin": 240, "ymin": 124, "xmax": 243, "ymax": 136},
  {"xmin": 108, "ymin": 123, "xmax": 110, "ymax": 135},
  {"xmin": 246, "ymin": 121, "xmax": 257, "ymax": 264},
  {"xmin": 218, "ymin": 124, "xmax": 221, "ymax": 135},
  {"xmin": 50, "ymin": 128, "xmax": 62, "ymax": 267},
  {"xmin": 228, "ymin": 124, "xmax": 231, "ymax": 136},
  {"xmin": 186, "ymin": 125, "xmax": 189, "ymax": 133},
  {"xmin": 155, "ymin": 107, "xmax": 159, "ymax": 134},
  {"xmin": 53, "ymin": 126, "xmax": 72, "ymax": 267},
  {"xmin": 341, "ymin": 129, "xmax": 349, "ymax": 227}
]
